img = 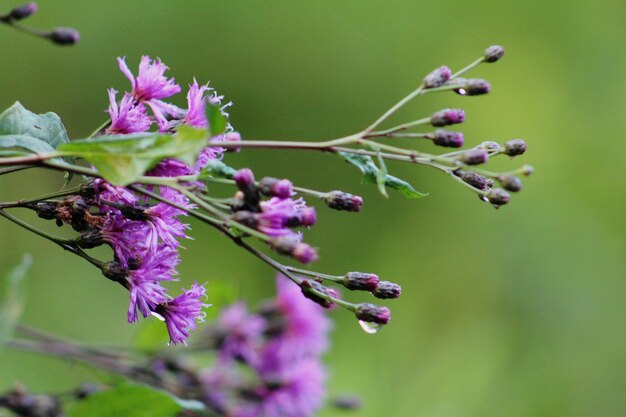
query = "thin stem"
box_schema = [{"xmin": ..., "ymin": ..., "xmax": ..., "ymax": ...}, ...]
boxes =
[
  {"xmin": 0, "ymin": 186, "xmax": 82, "ymax": 208},
  {"xmin": 451, "ymin": 57, "xmax": 485, "ymax": 79},
  {"xmin": 366, "ymin": 117, "xmax": 431, "ymax": 137},
  {"xmin": 88, "ymin": 120, "xmax": 112, "ymax": 138},
  {"xmin": 284, "ymin": 266, "xmax": 344, "ymax": 284},
  {"xmin": 363, "ymin": 85, "xmax": 425, "ymax": 134},
  {"xmin": 203, "ymin": 177, "xmax": 327, "ymax": 199}
]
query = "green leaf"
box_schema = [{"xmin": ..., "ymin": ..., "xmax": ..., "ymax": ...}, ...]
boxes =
[
  {"xmin": 339, "ymin": 151, "xmax": 427, "ymax": 198},
  {"xmin": 206, "ymin": 103, "xmax": 228, "ymax": 136},
  {"xmin": 198, "ymin": 159, "xmax": 237, "ymax": 179},
  {"xmin": 0, "ymin": 254, "xmax": 32, "ymax": 349},
  {"xmin": 0, "ymin": 102, "xmax": 72, "ymax": 162},
  {"xmin": 67, "ymin": 383, "xmax": 204, "ymax": 417},
  {"xmin": 375, "ymin": 152, "xmax": 389, "ymax": 198},
  {"xmin": 58, "ymin": 126, "xmax": 209, "ymax": 186}
]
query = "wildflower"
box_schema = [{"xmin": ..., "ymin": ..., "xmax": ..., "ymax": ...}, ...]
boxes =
[
  {"xmin": 183, "ymin": 79, "xmax": 210, "ymax": 128},
  {"xmin": 106, "ymin": 89, "xmax": 152, "ymax": 134},
  {"xmin": 157, "ymin": 282, "xmax": 208, "ymax": 345}
]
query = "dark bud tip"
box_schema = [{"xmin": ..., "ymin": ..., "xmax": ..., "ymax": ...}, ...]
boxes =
[
  {"xmin": 49, "ymin": 27, "xmax": 80, "ymax": 45},
  {"xmin": 300, "ymin": 279, "xmax": 337, "ymax": 308},
  {"xmin": 504, "ymin": 139, "xmax": 527, "ymax": 156},
  {"xmin": 457, "ymin": 171, "xmax": 489, "ymax": 190},
  {"xmin": 231, "ymin": 210, "xmax": 259, "ymax": 229},
  {"xmin": 343, "ymin": 272, "xmax": 380, "ymax": 292},
  {"xmin": 32, "ymin": 201, "xmax": 59, "ymax": 220},
  {"xmin": 74, "ymin": 383, "xmax": 103, "ymax": 399},
  {"xmin": 430, "ymin": 108, "xmax": 466, "ymax": 127},
  {"xmin": 259, "ymin": 177, "xmax": 293, "ymax": 199},
  {"xmin": 355, "ymin": 303, "xmax": 391, "ymax": 325},
  {"xmin": 486, "ymin": 188, "xmax": 510, "ymax": 206},
  {"xmin": 498, "ymin": 175, "xmax": 523, "ymax": 192},
  {"xmin": 460, "ymin": 149, "xmax": 489, "ymax": 165},
  {"xmin": 101, "ymin": 260, "xmax": 127, "ymax": 282},
  {"xmin": 272, "ymin": 236, "xmax": 318, "ymax": 264},
  {"xmin": 484, "ymin": 45, "xmax": 505, "ymax": 63},
  {"xmin": 76, "ymin": 229, "xmax": 104, "ymax": 249},
  {"xmin": 373, "ymin": 281, "xmax": 402, "ymax": 299},
  {"xmin": 433, "ymin": 129, "xmax": 464, "ymax": 148},
  {"xmin": 9, "ymin": 2, "xmax": 38, "ymax": 20},
  {"xmin": 454, "ymin": 78, "xmax": 491, "ymax": 96},
  {"xmin": 324, "ymin": 190, "xmax": 363, "ymax": 212},
  {"xmin": 423, "ymin": 65, "xmax": 452, "ymax": 88}
]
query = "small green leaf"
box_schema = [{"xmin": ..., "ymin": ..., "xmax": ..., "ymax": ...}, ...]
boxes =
[
  {"xmin": 59, "ymin": 126, "xmax": 209, "ymax": 186},
  {"xmin": 0, "ymin": 102, "xmax": 72, "ymax": 162},
  {"xmin": 385, "ymin": 175, "xmax": 428, "ymax": 198},
  {"xmin": 206, "ymin": 103, "xmax": 227, "ymax": 136},
  {"xmin": 339, "ymin": 151, "xmax": 427, "ymax": 199},
  {"xmin": 0, "ymin": 254, "xmax": 32, "ymax": 349},
  {"xmin": 67, "ymin": 383, "xmax": 203, "ymax": 417},
  {"xmin": 199, "ymin": 159, "xmax": 237, "ymax": 179}
]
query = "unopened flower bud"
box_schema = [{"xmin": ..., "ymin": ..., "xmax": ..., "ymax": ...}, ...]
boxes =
[
  {"xmin": 272, "ymin": 236, "xmax": 318, "ymax": 263},
  {"xmin": 324, "ymin": 191, "xmax": 363, "ymax": 212},
  {"xmin": 259, "ymin": 177, "xmax": 293, "ymax": 199},
  {"xmin": 300, "ymin": 279, "xmax": 337, "ymax": 308},
  {"xmin": 76, "ymin": 229, "xmax": 104, "ymax": 249},
  {"xmin": 355, "ymin": 303, "xmax": 391, "ymax": 324},
  {"xmin": 423, "ymin": 65, "xmax": 451, "ymax": 88},
  {"xmin": 9, "ymin": 2, "xmax": 37, "ymax": 20},
  {"xmin": 231, "ymin": 210, "xmax": 259, "ymax": 229},
  {"xmin": 498, "ymin": 175, "xmax": 523, "ymax": 192},
  {"xmin": 101, "ymin": 260, "xmax": 127, "ymax": 282},
  {"xmin": 373, "ymin": 281, "xmax": 402, "ymax": 299},
  {"xmin": 299, "ymin": 207, "xmax": 317, "ymax": 227},
  {"xmin": 457, "ymin": 171, "xmax": 489, "ymax": 190},
  {"xmin": 343, "ymin": 272, "xmax": 379, "ymax": 292},
  {"xmin": 432, "ymin": 129, "xmax": 464, "ymax": 148},
  {"xmin": 455, "ymin": 79, "xmax": 491, "ymax": 96},
  {"xmin": 32, "ymin": 201, "xmax": 58, "ymax": 220},
  {"xmin": 460, "ymin": 149, "xmax": 489, "ymax": 165},
  {"xmin": 224, "ymin": 131, "xmax": 241, "ymax": 152},
  {"xmin": 504, "ymin": 139, "xmax": 527, "ymax": 156},
  {"xmin": 234, "ymin": 168, "xmax": 255, "ymax": 188},
  {"xmin": 520, "ymin": 164, "xmax": 534, "ymax": 176},
  {"xmin": 484, "ymin": 45, "xmax": 505, "ymax": 63},
  {"xmin": 480, "ymin": 141, "xmax": 502, "ymax": 151},
  {"xmin": 430, "ymin": 108, "xmax": 465, "ymax": 127},
  {"xmin": 486, "ymin": 188, "xmax": 510, "ymax": 206},
  {"xmin": 49, "ymin": 27, "xmax": 80, "ymax": 45}
]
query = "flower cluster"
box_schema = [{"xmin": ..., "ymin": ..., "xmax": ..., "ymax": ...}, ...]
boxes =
[{"xmin": 200, "ymin": 276, "xmax": 331, "ymax": 417}]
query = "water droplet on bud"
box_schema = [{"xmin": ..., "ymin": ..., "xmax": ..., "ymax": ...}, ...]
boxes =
[
  {"xmin": 456, "ymin": 88, "xmax": 467, "ymax": 96},
  {"xmin": 358, "ymin": 320, "xmax": 381, "ymax": 334}
]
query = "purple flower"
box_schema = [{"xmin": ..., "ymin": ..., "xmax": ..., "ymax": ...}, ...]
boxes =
[
  {"xmin": 117, "ymin": 56, "xmax": 184, "ymax": 131},
  {"xmin": 258, "ymin": 197, "xmax": 314, "ymax": 237},
  {"xmin": 127, "ymin": 244, "xmax": 180, "ymax": 323},
  {"xmin": 100, "ymin": 213, "xmax": 153, "ymax": 267},
  {"xmin": 118, "ymin": 56, "xmax": 182, "ymax": 101},
  {"xmin": 183, "ymin": 79, "xmax": 210, "ymax": 128},
  {"xmin": 144, "ymin": 187, "xmax": 191, "ymax": 248},
  {"xmin": 158, "ymin": 282, "xmax": 208, "ymax": 345},
  {"xmin": 106, "ymin": 89, "xmax": 152, "ymax": 134}
]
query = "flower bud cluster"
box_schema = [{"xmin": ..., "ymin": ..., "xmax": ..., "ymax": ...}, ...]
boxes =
[{"xmin": 230, "ymin": 168, "xmax": 319, "ymax": 263}]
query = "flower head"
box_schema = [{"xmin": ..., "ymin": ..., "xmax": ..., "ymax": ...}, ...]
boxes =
[
  {"xmin": 158, "ymin": 282, "xmax": 209, "ymax": 345},
  {"xmin": 118, "ymin": 56, "xmax": 181, "ymax": 101}
]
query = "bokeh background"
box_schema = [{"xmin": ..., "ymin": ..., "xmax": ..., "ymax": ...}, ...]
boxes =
[{"xmin": 1, "ymin": 1, "xmax": 625, "ymax": 416}]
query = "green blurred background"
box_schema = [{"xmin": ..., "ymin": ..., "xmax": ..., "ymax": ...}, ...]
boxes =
[{"xmin": 1, "ymin": 0, "xmax": 625, "ymax": 416}]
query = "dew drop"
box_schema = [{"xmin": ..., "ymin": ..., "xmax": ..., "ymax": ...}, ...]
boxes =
[
  {"xmin": 456, "ymin": 88, "xmax": 467, "ymax": 96},
  {"xmin": 480, "ymin": 196, "xmax": 489, "ymax": 202},
  {"xmin": 358, "ymin": 320, "xmax": 381, "ymax": 334}
]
